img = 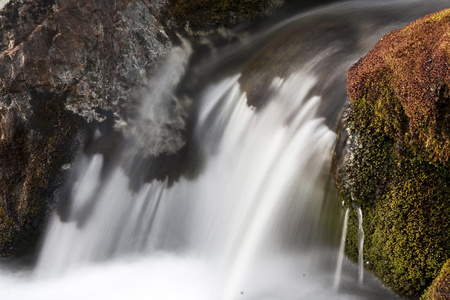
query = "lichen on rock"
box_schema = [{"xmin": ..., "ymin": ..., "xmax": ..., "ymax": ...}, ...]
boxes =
[{"xmin": 334, "ymin": 8, "xmax": 450, "ymax": 298}]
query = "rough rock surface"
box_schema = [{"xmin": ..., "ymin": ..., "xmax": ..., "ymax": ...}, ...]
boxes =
[
  {"xmin": 347, "ymin": 9, "xmax": 450, "ymax": 165},
  {"xmin": 334, "ymin": 9, "xmax": 450, "ymax": 297},
  {"xmin": 1, "ymin": 0, "xmax": 171, "ymax": 123},
  {"xmin": 0, "ymin": 0, "xmax": 173, "ymax": 256},
  {"xmin": 0, "ymin": 0, "xmax": 289, "ymax": 257},
  {"xmin": 169, "ymin": 0, "xmax": 284, "ymax": 33}
]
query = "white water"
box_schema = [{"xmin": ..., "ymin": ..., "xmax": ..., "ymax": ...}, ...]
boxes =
[
  {"xmin": 2, "ymin": 65, "xmax": 343, "ymax": 300},
  {"xmin": 356, "ymin": 206, "xmax": 365, "ymax": 285},
  {"xmin": 0, "ymin": 53, "xmax": 395, "ymax": 300},
  {"xmin": 2, "ymin": 1, "xmax": 449, "ymax": 299},
  {"xmin": 0, "ymin": 0, "xmax": 8, "ymax": 11},
  {"xmin": 334, "ymin": 207, "xmax": 349, "ymax": 289}
]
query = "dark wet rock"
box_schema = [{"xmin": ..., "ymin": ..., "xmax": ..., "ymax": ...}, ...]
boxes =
[
  {"xmin": 0, "ymin": 0, "xmax": 173, "ymax": 256},
  {"xmin": 334, "ymin": 9, "xmax": 450, "ymax": 298},
  {"xmin": 1, "ymin": 0, "xmax": 171, "ymax": 123},
  {"xmin": 0, "ymin": 0, "xmax": 291, "ymax": 257},
  {"xmin": 168, "ymin": 0, "xmax": 284, "ymax": 33}
]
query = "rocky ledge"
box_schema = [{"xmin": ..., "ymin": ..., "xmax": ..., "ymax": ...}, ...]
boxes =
[
  {"xmin": 0, "ymin": 0, "xmax": 290, "ymax": 257},
  {"xmin": 169, "ymin": 0, "xmax": 284, "ymax": 33},
  {"xmin": 334, "ymin": 9, "xmax": 450, "ymax": 298},
  {"xmin": 0, "ymin": 0, "xmax": 173, "ymax": 256}
]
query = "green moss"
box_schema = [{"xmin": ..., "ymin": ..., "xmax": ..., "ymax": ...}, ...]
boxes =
[
  {"xmin": 424, "ymin": 8, "xmax": 450, "ymax": 23},
  {"xmin": 338, "ymin": 55, "xmax": 450, "ymax": 296},
  {"xmin": 346, "ymin": 9, "xmax": 450, "ymax": 165},
  {"xmin": 169, "ymin": 0, "xmax": 282, "ymax": 31},
  {"xmin": 421, "ymin": 259, "xmax": 450, "ymax": 300},
  {"xmin": 336, "ymin": 11, "xmax": 450, "ymax": 295},
  {"xmin": 337, "ymin": 86, "xmax": 450, "ymax": 297},
  {"xmin": 369, "ymin": 155, "xmax": 449, "ymax": 296}
]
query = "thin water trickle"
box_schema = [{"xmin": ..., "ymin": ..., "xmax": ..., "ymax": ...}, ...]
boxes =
[
  {"xmin": 334, "ymin": 207, "xmax": 349, "ymax": 289},
  {"xmin": 356, "ymin": 206, "xmax": 365, "ymax": 285}
]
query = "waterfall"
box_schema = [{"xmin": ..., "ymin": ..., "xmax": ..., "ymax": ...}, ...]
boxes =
[
  {"xmin": 356, "ymin": 206, "xmax": 365, "ymax": 285},
  {"xmin": 36, "ymin": 43, "xmax": 193, "ymax": 276},
  {"xmin": 1, "ymin": 1, "xmax": 449, "ymax": 299},
  {"xmin": 30, "ymin": 66, "xmax": 338, "ymax": 299},
  {"xmin": 334, "ymin": 207, "xmax": 349, "ymax": 289}
]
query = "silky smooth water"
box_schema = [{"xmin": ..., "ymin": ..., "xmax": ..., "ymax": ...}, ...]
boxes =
[
  {"xmin": 1, "ymin": 1, "xmax": 448, "ymax": 299},
  {"xmin": 334, "ymin": 207, "xmax": 349, "ymax": 289},
  {"xmin": 356, "ymin": 206, "xmax": 365, "ymax": 285}
]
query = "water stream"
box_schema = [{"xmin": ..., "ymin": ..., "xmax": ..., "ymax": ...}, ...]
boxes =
[
  {"xmin": 0, "ymin": 1, "xmax": 449, "ymax": 299},
  {"xmin": 334, "ymin": 207, "xmax": 349, "ymax": 289},
  {"xmin": 356, "ymin": 206, "xmax": 365, "ymax": 285}
]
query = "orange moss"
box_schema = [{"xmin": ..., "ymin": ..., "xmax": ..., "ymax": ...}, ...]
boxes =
[
  {"xmin": 336, "ymin": 8, "xmax": 450, "ymax": 297},
  {"xmin": 347, "ymin": 8, "xmax": 450, "ymax": 164}
]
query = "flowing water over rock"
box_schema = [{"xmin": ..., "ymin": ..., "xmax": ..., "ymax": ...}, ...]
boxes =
[
  {"xmin": 0, "ymin": 1, "xmax": 449, "ymax": 299},
  {"xmin": 356, "ymin": 206, "xmax": 364, "ymax": 285},
  {"xmin": 334, "ymin": 207, "xmax": 349, "ymax": 289}
]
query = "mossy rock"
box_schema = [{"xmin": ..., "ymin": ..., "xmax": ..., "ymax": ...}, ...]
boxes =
[
  {"xmin": 169, "ymin": 0, "xmax": 283, "ymax": 31},
  {"xmin": 421, "ymin": 259, "xmax": 450, "ymax": 300},
  {"xmin": 347, "ymin": 8, "xmax": 450, "ymax": 165},
  {"xmin": 334, "ymin": 9, "xmax": 450, "ymax": 297}
]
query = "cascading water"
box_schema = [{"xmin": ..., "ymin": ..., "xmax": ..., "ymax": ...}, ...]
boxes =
[
  {"xmin": 334, "ymin": 207, "xmax": 349, "ymax": 289},
  {"xmin": 356, "ymin": 206, "xmax": 365, "ymax": 285},
  {"xmin": 0, "ymin": 1, "xmax": 449, "ymax": 299}
]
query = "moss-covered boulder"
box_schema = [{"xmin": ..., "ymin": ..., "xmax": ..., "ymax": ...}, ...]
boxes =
[
  {"xmin": 422, "ymin": 259, "xmax": 450, "ymax": 300},
  {"xmin": 347, "ymin": 9, "xmax": 450, "ymax": 165},
  {"xmin": 334, "ymin": 9, "xmax": 450, "ymax": 297}
]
